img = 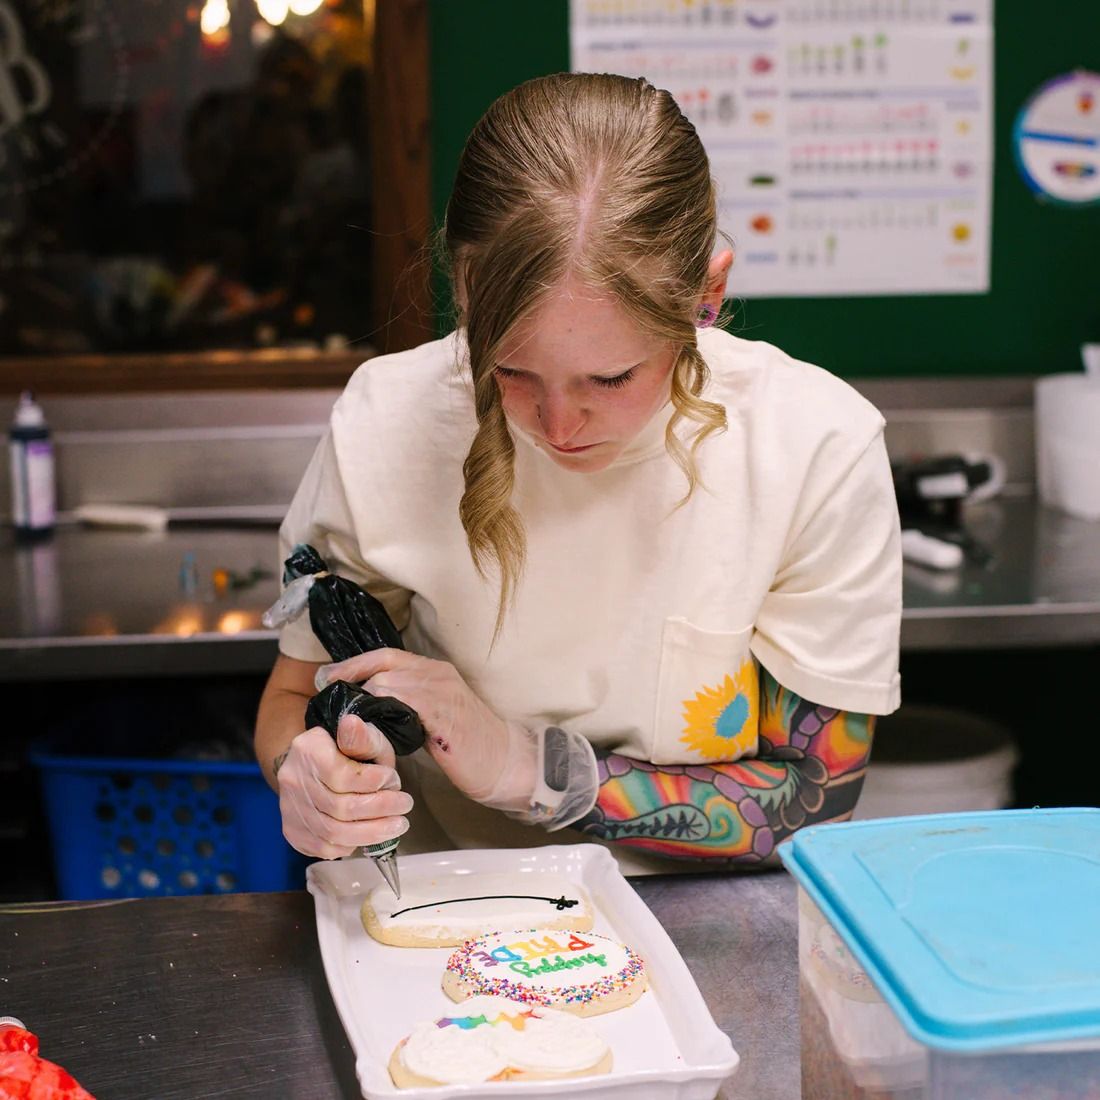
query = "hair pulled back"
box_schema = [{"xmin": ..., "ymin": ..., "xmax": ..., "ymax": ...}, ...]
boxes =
[{"xmin": 444, "ymin": 72, "xmax": 728, "ymax": 635}]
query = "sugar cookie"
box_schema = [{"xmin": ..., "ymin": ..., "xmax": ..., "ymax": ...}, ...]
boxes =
[
  {"xmin": 388, "ymin": 995, "xmax": 612, "ymax": 1088},
  {"xmin": 443, "ymin": 928, "xmax": 647, "ymax": 1017},
  {"xmin": 361, "ymin": 872, "xmax": 593, "ymax": 947}
]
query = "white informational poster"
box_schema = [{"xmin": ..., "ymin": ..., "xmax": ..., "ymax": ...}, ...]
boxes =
[{"xmin": 570, "ymin": 0, "xmax": 993, "ymax": 297}]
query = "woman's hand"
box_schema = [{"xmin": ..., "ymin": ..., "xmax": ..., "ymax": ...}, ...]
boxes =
[
  {"xmin": 275, "ymin": 713, "xmax": 413, "ymax": 858},
  {"xmin": 316, "ymin": 649, "xmax": 530, "ymax": 805}
]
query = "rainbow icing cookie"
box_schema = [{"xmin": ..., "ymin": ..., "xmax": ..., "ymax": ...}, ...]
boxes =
[
  {"xmin": 388, "ymin": 995, "xmax": 612, "ymax": 1087},
  {"xmin": 443, "ymin": 928, "xmax": 647, "ymax": 1017}
]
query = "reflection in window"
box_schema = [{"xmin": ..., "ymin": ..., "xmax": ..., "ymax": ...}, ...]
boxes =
[{"xmin": 0, "ymin": 1, "xmax": 374, "ymax": 356}]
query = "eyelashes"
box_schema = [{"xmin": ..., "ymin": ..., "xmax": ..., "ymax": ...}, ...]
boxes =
[
  {"xmin": 493, "ymin": 366, "xmax": 636, "ymax": 390},
  {"xmin": 593, "ymin": 368, "xmax": 635, "ymax": 389}
]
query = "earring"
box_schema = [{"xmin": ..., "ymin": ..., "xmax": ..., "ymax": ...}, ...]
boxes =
[{"xmin": 695, "ymin": 303, "xmax": 718, "ymax": 329}]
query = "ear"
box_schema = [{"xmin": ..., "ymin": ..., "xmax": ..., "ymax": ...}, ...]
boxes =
[
  {"xmin": 453, "ymin": 256, "xmax": 469, "ymax": 314},
  {"xmin": 700, "ymin": 249, "xmax": 734, "ymax": 313}
]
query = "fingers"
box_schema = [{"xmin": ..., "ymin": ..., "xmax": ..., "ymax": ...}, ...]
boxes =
[
  {"xmin": 311, "ymin": 786, "xmax": 414, "ymax": 823},
  {"xmin": 316, "ymin": 647, "xmax": 416, "ymax": 690},
  {"xmin": 276, "ymin": 725, "xmax": 411, "ymax": 859},
  {"xmin": 316, "ymin": 651, "xmax": 452, "ymax": 720},
  {"xmin": 307, "ymin": 725, "xmax": 400, "ymax": 793},
  {"xmin": 336, "ymin": 714, "xmax": 397, "ymax": 770},
  {"xmin": 279, "ymin": 770, "xmax": 412, "ymax": 859},
  {"xmin": 282, "ymin": 798, "xmax": 411, "ymax": 860}
]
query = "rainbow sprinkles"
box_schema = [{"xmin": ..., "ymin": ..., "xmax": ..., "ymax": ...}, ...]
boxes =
[{"xmin": 444, "ymin": 928, "xmax": 647, "ymax": 1017}]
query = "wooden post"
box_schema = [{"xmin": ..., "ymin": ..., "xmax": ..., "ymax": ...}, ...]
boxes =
[{"xmin": 370, "ymin": 0, "xmax": 435, "ymax": 356}]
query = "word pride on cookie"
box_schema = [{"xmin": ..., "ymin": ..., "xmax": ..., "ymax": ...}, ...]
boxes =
[{"xmin": 472, "ymin": 934, "xmax": 607, "ymax": 979}]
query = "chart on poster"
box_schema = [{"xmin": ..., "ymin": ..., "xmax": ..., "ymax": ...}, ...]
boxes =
[{"xmin": 571, "ymin": 0, "xmax": 992, "ymax": 297}]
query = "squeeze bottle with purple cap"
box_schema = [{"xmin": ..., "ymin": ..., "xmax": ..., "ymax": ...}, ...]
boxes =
[{"xmin": 9, "ymin": 391, "xmax": 56, "ymax": 540}]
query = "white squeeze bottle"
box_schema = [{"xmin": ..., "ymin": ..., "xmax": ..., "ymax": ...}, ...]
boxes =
[{"xmin": 9, "ymin": 391, "xmax": 56, "ymax": 539}]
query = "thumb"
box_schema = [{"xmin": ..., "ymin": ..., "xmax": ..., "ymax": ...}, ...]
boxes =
[
  {"xmin": 336, "ymin": 713, "xmax": 396, "ymax": 768},
  {"xmin": 316, "ymin": 647, "xmax": 402, "ymax": 690}
]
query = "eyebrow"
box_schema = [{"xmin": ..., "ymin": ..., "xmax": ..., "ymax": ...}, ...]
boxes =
[{"xmin": 497, "ymin": 360, "xmax": 643, "ymax": 379}]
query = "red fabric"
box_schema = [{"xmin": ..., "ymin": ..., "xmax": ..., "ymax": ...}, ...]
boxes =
[{"xmin": 0, "ymin": 1029, "xmax": 94, "ymax": 1100}]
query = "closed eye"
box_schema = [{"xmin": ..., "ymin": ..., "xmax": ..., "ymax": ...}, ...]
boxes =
[
  {"xmin": 492, "ymin": 365, "xmax": 637, "ymax": 388},
  {"xmin": 591, "ymin": 367, "xmax": 636, "ymax": 389}
]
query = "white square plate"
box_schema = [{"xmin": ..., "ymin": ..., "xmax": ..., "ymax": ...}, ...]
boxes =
[{"xmin": 307, "ymin": 844, "xmax": 740, "ymax": 1099}]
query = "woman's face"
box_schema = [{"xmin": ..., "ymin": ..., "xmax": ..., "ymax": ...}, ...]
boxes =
[{"xmin": 494, "ymin": 277, "xmax": 677, "ymax": 473}]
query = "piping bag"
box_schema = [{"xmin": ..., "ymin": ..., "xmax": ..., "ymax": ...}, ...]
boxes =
[{"xmin": 263, "ymin": 544, "xmax": 425, "ymax": 897}]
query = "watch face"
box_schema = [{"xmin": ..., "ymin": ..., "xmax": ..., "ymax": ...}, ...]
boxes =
[{"xmin": 0, "ymin": 0, "xmax": 129, "ymax": 198}]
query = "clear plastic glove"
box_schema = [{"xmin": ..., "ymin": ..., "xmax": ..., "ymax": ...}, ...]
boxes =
[
  {"xmin": 316, "ymin": 649, "xmax": 599, "ymax": 829},
  {"xmin": 261, "ymin": 573, "xmax": 315, "ymax": 629},
  {"xmin": 494, "ymin": 722, "xmax": 601, "ymax": 830},
  {"xmin": 276, "ymin": 713, "xmax": 413, "ymax": 859}
]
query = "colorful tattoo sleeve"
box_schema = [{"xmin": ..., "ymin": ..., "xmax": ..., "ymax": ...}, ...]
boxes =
[{"xmin": 575, "ymin": 668, "xmax": 875, "ymax": 863}]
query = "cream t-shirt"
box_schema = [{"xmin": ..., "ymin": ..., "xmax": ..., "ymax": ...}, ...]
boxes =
[{"xmin": 277, "ymin": 327, "xmax": 902, "ymax": 867}]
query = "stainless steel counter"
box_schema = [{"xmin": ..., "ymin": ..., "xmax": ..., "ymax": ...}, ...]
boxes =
[
  {"xmin": 900, "ymin": 496, "xmax": 1100, "ymax": 650},
  {"xmin": 0, "ymin": 524, "xmax": 283, "ymax": 681},
  {"xmin": 0, "ymin": 872, "xmax": 799, "ymax": 1100},
  {"xmin": 2, "ymin": 494, "xmax": 1099, "ymax": 682}
]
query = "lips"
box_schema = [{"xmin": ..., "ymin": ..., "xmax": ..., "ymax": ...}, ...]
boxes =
[{"xmin": 547, "ymin": 440, "xmax": 598, "ymax": 454}]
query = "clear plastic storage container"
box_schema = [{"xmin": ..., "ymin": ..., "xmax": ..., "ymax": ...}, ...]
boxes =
[{"xmin": 780, "ymin": 808, "xmax": 1100, "ymax": 1099}]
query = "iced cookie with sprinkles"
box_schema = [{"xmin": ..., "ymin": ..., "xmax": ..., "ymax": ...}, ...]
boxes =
[
  {"xmin": 443, "ymin": 929, "xmax": 647, "ymax": 1017},
  {"xmin": 388, "ymin": 995, "xmax": 612, "ymax": 1088},
  {"xmin": 361, "ymin": 872, "xmax": 594, "ymax": 947}
]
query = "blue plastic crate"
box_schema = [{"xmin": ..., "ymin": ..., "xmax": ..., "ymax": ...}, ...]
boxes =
[{"xmin": 30, "ymin": 744, "xmax": 310, "ymax": 900}]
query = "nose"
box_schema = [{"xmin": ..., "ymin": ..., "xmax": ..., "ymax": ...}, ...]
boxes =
[{"xmin": 537, "ymin": 390, "xmax": 586, "ymax": 446}]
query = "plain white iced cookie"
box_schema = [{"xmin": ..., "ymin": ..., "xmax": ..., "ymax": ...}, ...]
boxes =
[
  {"xmin": 361, "ymin": 872, "xmax": 593, "ymax": 947},
  {"xmin": 388, "ymin": 995, "xmax": 612, "ymax": 1088}
]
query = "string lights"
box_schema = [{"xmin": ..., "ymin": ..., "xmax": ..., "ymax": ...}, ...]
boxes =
[{"xmin": 199, "ymin": 0, "xmax": 325, "ymax": 38}]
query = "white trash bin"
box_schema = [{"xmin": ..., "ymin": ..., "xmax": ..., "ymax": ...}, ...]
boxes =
[{"xmin": 853, "ymin": 705, "xmax": 1018, "ymax": 821}]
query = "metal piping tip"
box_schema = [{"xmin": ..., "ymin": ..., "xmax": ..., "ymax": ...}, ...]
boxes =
[{"xmin": 372, "ymin": 849, "xmax": 401, "ymax": 899}]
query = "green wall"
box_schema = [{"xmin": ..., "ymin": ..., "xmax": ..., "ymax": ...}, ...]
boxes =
[{"xmin": 429, "ymin": 2, "xmax": 1099, "ymax": 378}]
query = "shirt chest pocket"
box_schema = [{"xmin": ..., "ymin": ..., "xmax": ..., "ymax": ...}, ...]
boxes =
[{"xmin": 651, "ymin": 618, "xmax": 760, "ymax": 765}]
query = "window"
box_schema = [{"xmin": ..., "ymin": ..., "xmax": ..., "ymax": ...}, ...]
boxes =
[{"xmin": 0, "ymin": 0, "xmax": 429, "ymax": 372}]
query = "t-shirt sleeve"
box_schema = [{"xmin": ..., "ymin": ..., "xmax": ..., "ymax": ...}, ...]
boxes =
[
  {"xmin": 750, "ymin": 429, "xmax": 902, "ymax": 715},
  {"xmin": 275, "ymin": 427, "xmax": 412, "ymax": 663}
]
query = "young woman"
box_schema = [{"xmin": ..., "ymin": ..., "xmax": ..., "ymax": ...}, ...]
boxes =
[{"xmin": 255, "ymin": 73, "xmax": 901, "ymax": 874}]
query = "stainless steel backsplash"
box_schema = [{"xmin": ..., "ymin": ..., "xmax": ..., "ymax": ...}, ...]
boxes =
[
  {"xmin": 0, "ymin": 389, "xmax": 340, "ymax": 520},
  {"xmin": 857, "ymin": 376, "xmax": 1036, "ymax": 495},
  {"xmin": 0, "ymin": 376, "xmax": 1038, "ymax": 521}
]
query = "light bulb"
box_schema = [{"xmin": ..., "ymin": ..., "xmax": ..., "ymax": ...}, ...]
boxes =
[
  {"xmin": 200, "ymin": 0, "xmax": 230, "ymax": 35},
  {"xmin": 256, "ymin": 0, "xmax": 290, "ymax": 25},
  {"xmin": 288, "ymin": 0, "xmax": 324, "ymax": 13}
]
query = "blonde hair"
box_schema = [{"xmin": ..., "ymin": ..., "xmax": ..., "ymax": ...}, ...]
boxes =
[{"xmin": 444, "ymin": 73, "xmax": 728, "ymax": 637}]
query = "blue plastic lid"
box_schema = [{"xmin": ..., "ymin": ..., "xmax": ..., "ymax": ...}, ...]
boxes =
[{"xmin": 780, "ymin": 808, "xmax": 1100, "ymax": 1052}]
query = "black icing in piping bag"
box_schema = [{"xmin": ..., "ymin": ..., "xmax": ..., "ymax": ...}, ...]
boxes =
[{"xmin": 264, "ymin": 544, "xmax": 426, "ymax": 897}]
